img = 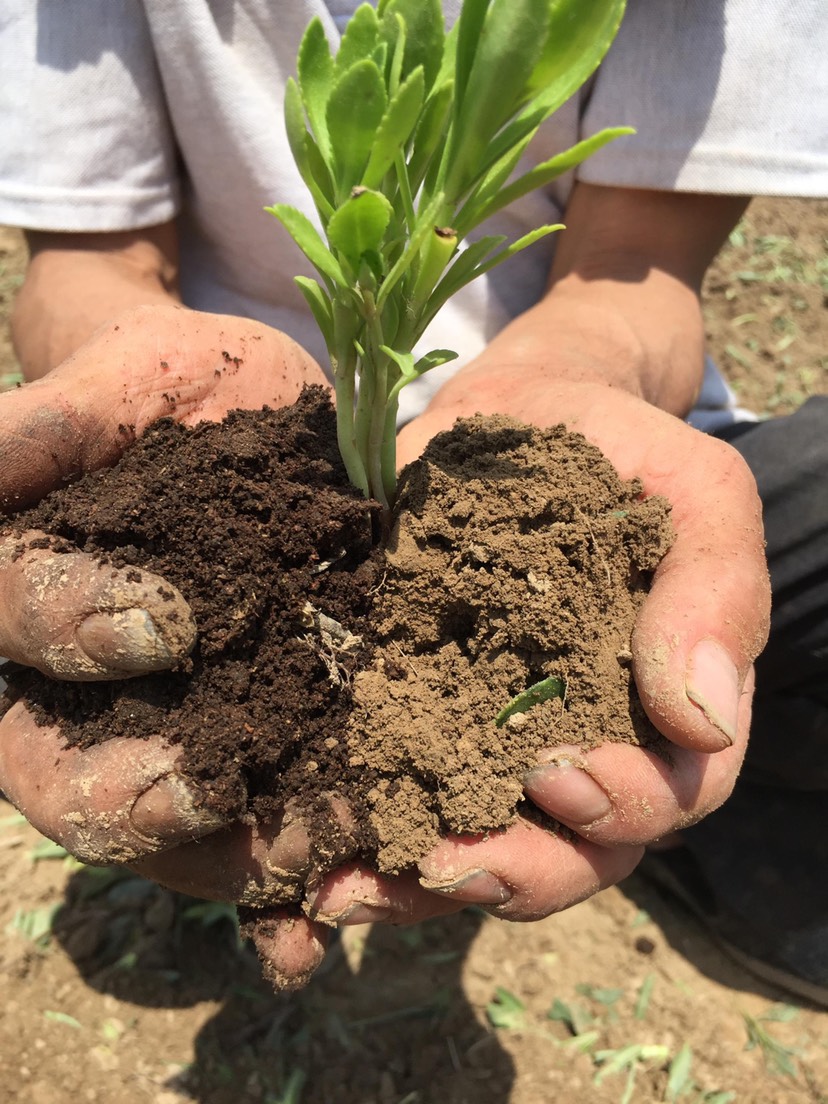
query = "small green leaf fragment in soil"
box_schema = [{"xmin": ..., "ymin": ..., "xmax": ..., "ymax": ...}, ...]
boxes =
[
  {"xmin": 495, "ymin": 674, "xmax": 565, "ymax": 727},
  {"xmin": 486, "ymin": 986, "xmax": 527, "ymax": 1030},
  {"xmin": 44, "ymin": 1010, "xmax": 83, "ymax": 1029}
]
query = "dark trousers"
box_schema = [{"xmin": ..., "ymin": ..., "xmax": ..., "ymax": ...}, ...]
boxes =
[{"xmin": 684, "ymin": 395, "xmax": 828, "ymax": 935}]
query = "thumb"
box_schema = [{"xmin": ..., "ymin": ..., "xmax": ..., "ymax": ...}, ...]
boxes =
[
  {"xmin": 0, "ymin": 530, "xmax": 196, "ymax": 679},
  {"xmin": 631, "ymin": 435, "xmax": 770, "ymax": 752}
]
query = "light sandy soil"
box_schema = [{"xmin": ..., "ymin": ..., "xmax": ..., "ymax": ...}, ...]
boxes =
[{"xmin": 0, "ymin": 200, "xmax": 826, "ymax": 1104}]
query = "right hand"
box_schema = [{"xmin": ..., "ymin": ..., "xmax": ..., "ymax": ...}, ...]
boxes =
[{"xmin": 0, "ymin": 303, "xmax": 347, "ymax": 986}]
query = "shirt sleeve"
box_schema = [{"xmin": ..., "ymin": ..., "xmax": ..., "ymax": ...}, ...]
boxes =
[
  {"xmin": 577, "ymin": 0, "xmax": 828, "ymax": 197},
  {"xmin": 0, "ymin": 1, "xmax": 180, "ymax": 231}
]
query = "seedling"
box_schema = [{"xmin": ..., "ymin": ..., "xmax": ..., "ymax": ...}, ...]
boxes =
[
  {"xmin": 487, "ymin": 985, "xmax": 528, "ymax": 1030},
  {"xmin": 43, "ymin": 1010, "xmax": 83, "ymax": 1030},
  {"xmin": 271, "ymin": 0, "xmax": 630, "ymax": 517},
  {"xmin": 8, "ymin": 903, "xmax": 59, "ymax": 948},
  {"xmin": 495, "ymin": 673, "xmax": 566, "ymax": 726},
  {"xmin": 741, "ymin": 1007, "xmax": 800, "ymax": 1079}
]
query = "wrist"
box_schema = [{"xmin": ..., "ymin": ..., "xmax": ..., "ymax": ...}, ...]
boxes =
[
  {"xmin": 12, "ymin": 226, "xmax": 180, "ymax": 380},
  {"xmin": 425, "ymin": 270, "xmax": 705, "ymax": 428}
]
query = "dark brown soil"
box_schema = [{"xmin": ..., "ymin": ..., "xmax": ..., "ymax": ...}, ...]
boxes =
[
  {"xmin": 5, "ymin": 390, "xmax": 381, "ymax": 841},
  {"xmin": 4, "ymin": 386, "xmax": 672, "ymax": 890}
]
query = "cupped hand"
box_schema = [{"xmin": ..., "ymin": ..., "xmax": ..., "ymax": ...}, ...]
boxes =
[
  {"xmin": 0, "ymin": 693, "xmax": 344, "ymax": 985},
  {"xmin": 1, "ymin": 303, "xmax": 327, "ymax": 512},
  {"xmin": 0, "ymin": 303, "xmax": 334, "ymax": 983},
  {"xmin": 304, "ymin": 377, "xmax": 769, "ymax": 927}
]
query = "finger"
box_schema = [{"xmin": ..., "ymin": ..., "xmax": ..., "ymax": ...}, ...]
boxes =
[
  {"xmin": 573, "ymin": 397, "xmax": 770, "ymax": 754},
  {"xmin": 523, "ymin": 717, "xmax": 749, "ymax": 849},
  {"xmin": 418, "ymin": 819, "xmax": 643, "ymax": 922},
  {"xmin": 0, "ymin": 530, "xmax": 196, "ymax": 679},
  {"xmin": 524, "ymin": 668, "xmax": 754, "ymax": 846},
  {"xmin": 0, "ymin": 305, "xmax": 325, "ymax": 512},
  {"xmin": 130, "ymin": 815, "xmax": 315, "ymax": 906},
  {"xmin": 304, "ymin": 863, "xmax": 467, "ymax": 926},
  {"xmin": 0, "ymin": 700, "xmax": 225, "ymax": 863},
  {"xmin": 131, "ymin": 794, "xmax": 363, "ymax": 906},
  {"xmin": 238, "ymin": 907, "xmax": 331, "ymax": 991}
]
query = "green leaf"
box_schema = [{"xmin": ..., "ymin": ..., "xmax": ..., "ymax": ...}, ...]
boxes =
[
  {"xmin": 468, "ymin": 223, "xmax": 564, "ymax": 283},
  {"xmin": 486, "ymin": 986, "xmax": 526, "ymax": 1030},
  {"xmin": 446, "ymin": 0, "xmax": 551, "ymax": 201},
  {"xmin": 550, "ymin": 998, "xmax": 595, "ymax": 1036},
  {"xmin": 408, "ymin": 79, "xmax": 454, "ymax": 195},
  {"xmin": 294, "ymin": 277, "xmax": 335, "ymax": 352},
  {"xmin": 547, "ymin": 998, "xmax": 580, "ymax": 1034},
  {"xmin": 327, "ymin": 189, "xmax": 394, "ymax": 269},
  {"xmin": 44, "ymin": 1011, "xmax": 82, "ymax": 1030},
  {"xmin": 413, "ymin": 348, "xmax": 458, "ymax": 375},
  {"xmin": 454, "ymin": 130, "xmax": 537, "ymax": 233},
  {"xmin": 575, "ymin": 983, "xmax": 624, "ymax": 1006},
  {"xmin": 335, "ymin": 2, "xmax": 380, "ymax": 75},
  {"xmin": 761, "ymin": 1004, "xmax": 799, "ymax": 1024},
  {"xmin": 452, "ymin": 0, "xmax": 490, "ymax": 116},
  {"xmin": 383, "ymin": 346, "xmax": 458, "ymax": 394},
  {"xmin": 465, "ymin": 127, "xmax": 635, "ymax": 230},
  {"xmin": 8, "ymin": 904, "xmax": 59, "ymax": 946},
  {"xmin": 666, "ymin": 1043, "xmax": 693, "ymax": 1102},
  {"xmin": 266, "ymin": 204, "xmax": 347, "ymax": 289},
  {"xmin": 633, "ymin": 972, "xmax": 655, "ymax": 1020},
  {"xmin": 375, "ymin": 190, "xmax": 445, "ymax": 309},
  {"xmin": 326, "ymin": 60, "xmax": 388, "ymax": 196},
  {"xmin": 29, "ymin": 839, "xmax": 70, "ymax": 862},
  {"xmin": 485, "ymin": 0, "xmax": 625, "ymax": 170},
  {"xmin": 428, "ymin": 235, "xmax": 507, "ymax": 307},
  {"xmin": 0, "ymin": 812, "xmax": 27, "ymax": 828},
  {"xmin": 362, "ymin": 67, "xmax": 425, "ymax": 190},
  {"xmin": 594, "ymin": 1043, "xmax": 669, "ymax": 1083},
  {"xmin": 380, "ymin": 346, "xmax": 416, "ymax": 379},
  {"xmin": 284, "ymin": 78, "xmax": 335, "ymax": 222},
  {"xmin": 304, "ymin": 133, "xmax": 337, "ymax": 217},
  {"xmin": 379, "ymin": 0, "xmax": 446, "ymax": 92},
  {"xmin": 297, "ymin": 17, "xmax": 335, "ymax": 159},
  {"xmin": 495, "ymin": 673, "xmax": 565, "ymax": 727},
  {"xmin": 524, "ymin": 0, "xmax": 626, "ymax": 104}
]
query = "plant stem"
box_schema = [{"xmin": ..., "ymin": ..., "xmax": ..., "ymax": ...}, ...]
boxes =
[{"xmin": 332, "ymin": 301, "xmax": 369, "ymax": 497}]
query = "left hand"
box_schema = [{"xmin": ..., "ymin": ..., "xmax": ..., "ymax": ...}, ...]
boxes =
[{"xmin": 0, "ymin": 306, "xmax": 339, "ymax": 986}]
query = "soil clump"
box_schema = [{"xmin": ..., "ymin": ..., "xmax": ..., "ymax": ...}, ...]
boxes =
[{"xmin": 3, "ymin": 387, "xmax": 673, "ymax": 891}]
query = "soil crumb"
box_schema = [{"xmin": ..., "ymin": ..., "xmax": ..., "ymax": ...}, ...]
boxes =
[{"xmin": 4, "ymin": 391, "xmax": 673, "ymax": 889}]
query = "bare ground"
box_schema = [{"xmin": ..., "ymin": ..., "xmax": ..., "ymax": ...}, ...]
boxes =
[{"xmin": 0, "ymin": 199, "xmax": 826, "ymax": 1104}]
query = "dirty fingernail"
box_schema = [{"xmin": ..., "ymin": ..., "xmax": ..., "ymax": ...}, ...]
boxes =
[
  {"xmin": 77, "ymin": 609, "xmax": 175, "ymax": 673},
  {"xmin": 525, "ymin": 758, "xmax": 613, "ymax": 825},
  {"xmin": 419, "ymin": 868, "xmax": 512, "ymax": 905},
  {"xmin": 685, "ymin": 639, "xmax": 740, "ymax": 746},
  {"xmin": 130, "ymin": 774, "xmax": 226, "ymax": 842},
  {"xmin": 314, "ymin": 902, "xmax": 394, "ymax": 926}
]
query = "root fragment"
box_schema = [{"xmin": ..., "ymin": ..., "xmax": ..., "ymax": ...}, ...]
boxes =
[{"xmin": 299, "ymin": 601, "xmax": 362, "ymax": 687}]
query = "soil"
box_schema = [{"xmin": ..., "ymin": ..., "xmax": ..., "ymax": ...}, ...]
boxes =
[
  {"xmin": 4, "ymin": 388, "xmax": 672, "ymax": 884},
  {"xmin": 0, "ymin": 198, "xmax": 826, "ymax": 1104}
]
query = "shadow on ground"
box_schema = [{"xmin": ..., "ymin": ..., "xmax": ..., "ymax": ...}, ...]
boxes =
[{"xmin": 53, "ymin": 865, "xmax": 515, "ymax": 1104}]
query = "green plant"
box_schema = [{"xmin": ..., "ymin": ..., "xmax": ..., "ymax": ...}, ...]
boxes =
[
  {"xmin": 270, "ymin": 0, "xmax": 630, "ymax": 517},
  {"xmin": 741, "ymin": 1005, "xmax": 800, "ymax": 1078}
]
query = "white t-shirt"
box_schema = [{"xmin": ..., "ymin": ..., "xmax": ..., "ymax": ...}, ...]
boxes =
[{"xmin": 1, "ymin": 1, "xmax": 825, "ymax": 423}]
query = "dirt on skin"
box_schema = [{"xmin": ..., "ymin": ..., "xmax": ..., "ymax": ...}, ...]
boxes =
[
  {"xmin": 1, "ymin": 199, "xmax": 826, "ymax": 1104},
  {"xmin": 3, "ymin": 388, "xmax": 673, "ymax": 884}
]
